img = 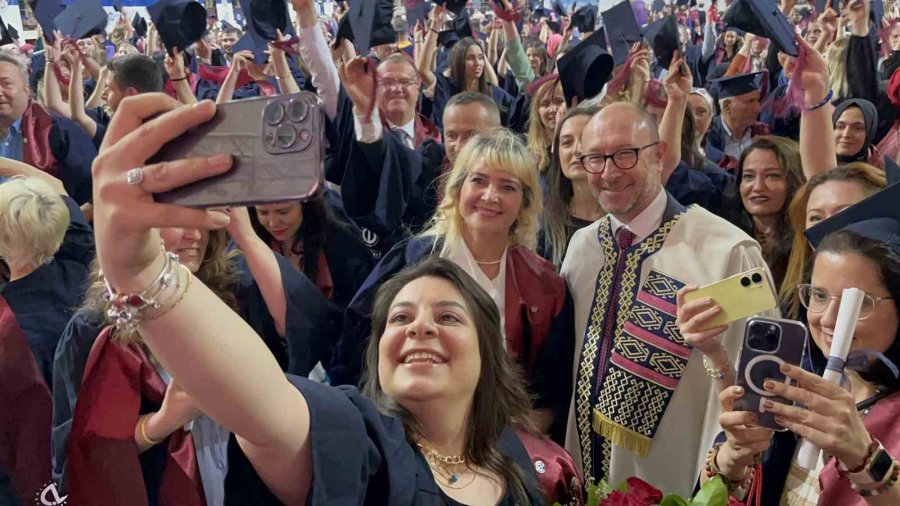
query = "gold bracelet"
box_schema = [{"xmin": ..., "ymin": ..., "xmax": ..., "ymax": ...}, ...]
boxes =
[
  {"xmin": 703, "ymin": 354, "xmax": 730, "ymax": 379},
  {"xmin": 142, "ymin": 264, "xmax": 192, "ymax": 324},
  {"xmin": 139, "ymin": 413, "xmax": 163, "ymax": 446}
]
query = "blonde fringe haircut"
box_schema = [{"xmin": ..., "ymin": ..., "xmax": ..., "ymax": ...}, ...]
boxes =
[
  {"xmin": 526, "ymin": 78, "xmax": 563, "ymax": 174},
  {"xmin": 80, "ymin": 229, "xmax": 242, "ymax": 347},
  {"xmin": 0, "ymin": 177, "xmax": 69, "ymax": 268},
  {"xmin": 419, "ymin": 128, "xmax": 543, "ymax": 253},
  {"xmin": 826, "ymin": 36, "xmax": 850, "ymax": 100},
  {"xmin": 779, "ymin": 162, "xmax": 886, "ymax": 319}
]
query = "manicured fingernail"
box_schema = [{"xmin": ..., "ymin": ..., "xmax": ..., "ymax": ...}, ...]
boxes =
[
  {"xmin": 733, "ymin": 386, "xmax": 743, "ymax": 394},
  {"xmin": 780, "ymin": 364, "xmax": 791, "ymax": 373},
  {"xmin": 774, "ymin": 416, "xmax": 786, "ymax": 425},
  {"xmin": 762, "ymin": 400, "xmax": 774, "ymax": 410},
  {"xmin": 208, "ymin": 153, "xmax": 231, "ymax": 166},
  {"xmin": 194, "ymin": 99, "xmax": 214, "ymax": 110},
  {"xmin": 764, "ymin": 380, "xmax": 775, "ymax": 390},
  {"xmin": 211, "ymin": 212, "xmax": 231, "ymax": 226}
]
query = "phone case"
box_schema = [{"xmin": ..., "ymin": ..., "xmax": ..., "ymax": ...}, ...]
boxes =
[
  {"xmin": 683, "ymin": 267, "xmax": 777, "ymax": 328},
  {"xmin": 153, "ymin": 92, "xmax": 323, "ymax": 208},
  {"xmin": 734, "ymin": 317, "xmax": 808, "ymax": 431}
]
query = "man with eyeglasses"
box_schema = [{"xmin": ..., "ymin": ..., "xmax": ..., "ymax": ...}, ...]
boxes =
[{"xmin": 560, "ymin": 102, "xmax": 774, "ymax": 496}]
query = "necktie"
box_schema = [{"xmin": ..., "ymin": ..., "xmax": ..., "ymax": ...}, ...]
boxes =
[
  {"xmin": 392, "ymin": 127, "xmax": 414, "ymax": 149},
  {"xmin": 616, "ymin": 227, "xmax": 636, "ymax": 249}
]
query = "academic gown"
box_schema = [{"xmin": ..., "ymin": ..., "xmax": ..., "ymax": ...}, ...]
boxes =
[
  {"xmin": 331, "ymin": 237, "xmax": 576, "ymax": 438},
  {"xmin": 704, "ymin": 116, "xmax": 770, "ymax": 170},
  {"xmin": 663, "ymin": 160, "xmax": 736, "ymax": 217},
  {"xmin": 424, "ymin": 74, "xmax": 516, "ymax": 131},
  {"xmin": 27, "ymin": 104, "xmax": 97, "ymax": 205},
  {"xmin": 85, "ymin": 106, "xmax": 112, "ymax": 149},
  {"xmin": 340, "ymin": 127, "xmax": 447, "ymax": 258},
  {"xmin": 0, "ymin": 197, "xmax": 92, "ymax": 505},
  {"xmin": 54, "ymin": 253, "xmax": 337, "ymax": 499},
  {"xmin": 223, "ymin": 375, "xmax": 582, "ymax": 505}
]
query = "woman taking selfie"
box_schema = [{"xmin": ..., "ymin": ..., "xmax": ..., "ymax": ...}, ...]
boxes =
[{"xmin": 85, "ymin": 94, "xmax": 582, "ymax": 504}]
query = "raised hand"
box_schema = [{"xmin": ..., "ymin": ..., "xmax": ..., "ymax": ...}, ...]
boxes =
[
  {"xmin": 164, "ymin": 47, "xmax": 187, "ymax": 79},
  {"xmin": 339, "ymin": 56, "xmax": 376, "ymax": 115},
  {"xmin": 663, "ymin": 51, "xmax": 692, "ymax": 102},
  {"xmin": 675, "ymin": 285, "xmax": 728, "ymax": 356},
  {"xmin": 715, "ymin": 386, "xmax": 775, "ymax": 476}
]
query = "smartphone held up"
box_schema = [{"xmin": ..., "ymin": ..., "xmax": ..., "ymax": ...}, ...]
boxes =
[{"xmin": 153, "ymin": 92, "xmax": 324, "ymax": 208}]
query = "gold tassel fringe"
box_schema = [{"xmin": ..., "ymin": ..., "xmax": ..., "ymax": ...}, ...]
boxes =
[{"xmin": 592, "ymin": 409, "xmax": 652, "ymax": 458}]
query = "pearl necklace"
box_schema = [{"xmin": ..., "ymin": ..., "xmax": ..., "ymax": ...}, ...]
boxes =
[{"xmin": 475, "ymin": 258, "xmax": 502, "ymax": 266}]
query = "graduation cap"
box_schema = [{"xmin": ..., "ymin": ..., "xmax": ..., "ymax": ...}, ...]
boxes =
[
  {"xmin": 8, "ymin": 24, "xmax": 18, "ymax": 43},
  {"xmin": 557, "ymin": 28, "xmax": 614, "ymax": 105},
  {"xmin": 546, "ymin": 19, "xmax": 562, "ymax": 34},
  {"xmin": 148, "ymin": 0, "xmax": 208, "ymax": 54},
  {"xmin": 438, "ymin": 9, "xmax": 473, "ymax": 47},
  {"xmin": 0, "ymin": 16, "xmax": 13, "ymax": 45},
  {"xmin": 804, "ymin": 181, "xmax": 900, "ymax": 248},
  {"xmin": 53, "ymin": 0, "xmax": 107, "ymax": 40},
  {"xmin": 602, "ymin": 1, "xmax": 642, "ymax": 66},
  {"xmin": 652, "ymin": 0, "xmax": 666, "ymax": 12},
  {"xmin": 35, "ymin": 0, "xmax": 66, "ymax": 43},
  {"xmin": 570, "ymin": 4, "xmax": 597, "ymax": 33},
  {"xmin": 643, "ymin": 15, "xmax": 679, "ymax": 69},
  {"xmin": 221, "ymin": 19, "xmax": 239, "ymax": 32},
  {"xmin": 440, "ymin": 0, "xmax": 468, "ymax": 16},
  {"xmin": 132, "ymin": 13, "xmax": 148, "ymax": 39},
  {"xmin": 711, "ymin": 71, "xmax": 765, "ymax": 99},
  {"xmin": 239, "ymin": 0, "xmax": 295, "ymax": 41},
  {"xmin": 112, "ymin": 0, "xmax": 122, "ymax": 13},
  {"xmin": 231, "ymin": 31, "xmax": 268, "ymax": 64},
  {"xmin": 553, "ymin": 1, "xmax": 567, "ymax": 18},
  {"xmin": 343, "ymin": 0, "xmax": 395, "ymax": 53},
  {"xmin": 533, "ymin": 7, "xmax": 550, "ymax": 18},
  {"xmin": 722, "ymin": 0, "xmax": 798, "ymax": 57}
]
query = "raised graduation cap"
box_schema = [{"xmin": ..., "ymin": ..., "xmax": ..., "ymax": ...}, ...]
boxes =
[
  {"xmin": 132, "ymin": 13, "xmax": 148, "ymax": 39},
  {"xmin": 643, "ymin": 14, "xmax": 679, "ymax": 69},
  {"xmin": 238, "ymin": 0, "xmax": 295, "ymax": 41},
  {"xmin": 231, "ymin": 30, "xmax": 268, "ymax": 64},
  {"xmin": 570, "ymin": 4, "xmax": 597, "ymax": 33},
  {"xmin": 533, "ymin": 6, "xmax": 550, "ymax": 18},
  {"xmin": 546, "ymin": 19, "xmax": 562, "ymax": 34},
  {"xmin": 0, "ymin": 16, "xmax": 13, "ymax": 45},
  {"xmin": 652, "ymin": 0, "xmax": 666, "ymax": 12},
  {"xmin": 35, "ymin": 0, "xmax": 66, "ymax": 43},
  {"xmin": 553, "ymin": 1, "xmax": 567, "ymax": 18},
  {"xmin": 112, "ymin": 0, "xmax": 122, "ymax": 12},
  {"xmin": 711, "ymin": 71, "xmax": 764, "ymax": 99},
  {"xmin": 342, "ymin": 0, "xmax": 395, "ymax": 53},
  {"xmin": 53, "ymin": 0, "xmax": 107, "ymax": 40},
  {"xmin": 438, "ymin": 9, "xmax": 473, "ymax": 47},
  {"xmin": 221, "ymin": 19, "xmax": 238, "ymax": 31},
  {"xmin": 602, "ymin": 1, "xmax": 642, "ymax": 66},
  {"xmin": 557, "ymin": 28, "xmax": 614, "ymax": 105},
  {"xmin": 722, "ymin": 0, "xmax": 798, "ymax": 56},
  {"xmin": 804, "ymin": 181, "xmax": 900, "ymax": 248},
  {"xmin": 148, "ymin": 0, "xmax": 207, "ymax": 54},
  {"xmin": 440, "ymin": 0, "xmax": 468, "ymax": 16},
  {"xmin": 814, "ymin": 0, "xmax": 841, "ymax": 15},
  {"xmin": 872, "ymin": 0, "xmax": 884, "ymax": 30}
]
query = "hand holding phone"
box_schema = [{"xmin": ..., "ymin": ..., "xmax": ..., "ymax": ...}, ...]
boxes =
[{"xmin": 682, "ymin": 267, "xmax": 778, "ymax": 330}]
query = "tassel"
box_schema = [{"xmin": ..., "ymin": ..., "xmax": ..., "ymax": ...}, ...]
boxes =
[
  {"xmin": 489, "ymin": 0, "xmax": 524, "ymax": 23},
  {"xmin": 770, "ymin": 42, "xmax": 808, "ymax": 119},
  {"xmin": 606, "ymin": 50, "xmax": 637, "ymax": 97},
  {"xmin": 592, "ymin": 409, "xmax": 652, "ymax": 458}
]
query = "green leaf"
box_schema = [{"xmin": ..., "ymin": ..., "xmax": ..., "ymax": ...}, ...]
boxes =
[
  {"xmin": 616, "ymin": 479, "xmax": 629, "ymax": 492},
  {"xmin": 659, "ymin": 494, "xmax": 690, "ymax": 506},
  {"xmin": 691, "ymin": 476, "xmax": 729, "ymax": 506}
]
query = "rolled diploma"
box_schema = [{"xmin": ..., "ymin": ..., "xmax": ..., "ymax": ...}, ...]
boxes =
[{"xmin": 796, "ymin": 287, "xmax": 865, "ymax": 470}]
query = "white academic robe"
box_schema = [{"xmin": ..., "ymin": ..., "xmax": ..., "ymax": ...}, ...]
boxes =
[{"xmin": 561, "ymin": 201, "xmax": 776, "ymax": 497}]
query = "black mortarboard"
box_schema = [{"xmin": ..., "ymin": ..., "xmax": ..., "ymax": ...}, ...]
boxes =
[
  {"xmin": 231, "ymin": 31, "xmax": 267, "ymax": 64},
  {"xmin": 602, "ymin": 1, "xmax": 641, "ymax": 66},
  {"xmin": 438, "ymin": 10, "xmax": 473, "ymax": 47},
  {"xmin": 652, "ymin": 0, "xmax": 666, "ymax": 12},
  {"xmin": 677, "ymin": 0, "xmax": 689, "ymax": 6},
  {"xmin": 0, "ymin": 16, "xmax": 13, "ymax": 45},
  {"xmin": 711, "ymin": 71, "xmax": 765, "ymax": 98},
  {"xmin": 441, "ymin": 0, "xmax": 468, "ymax": 16},
  {"xmin": 53, "ymin": 0, "xmax": 107, "ymax": 40},
  {"xmin": 557, "ymin": 28, "xmax": 614, "ymax": 104},
  {"xmin": 805, "ymin": 181, "xmax": 900, "ymax": 248},
  {"xmin": 345, "ymin": 0, "xmax": 395, "ymax": 53},
  {"xmin": 113, "ymin": 0, "xmax": 122, "ymax": 12},
  {"xmin": 132, "ymin": 13, "xmax": 148, "ymax": 39},
  {"xmin": 533, "ymin": 7, "xmax": 550, "ymax": 18},
  {"xmin": 8, "ymin": 24, "xmax": 18, "ymax": 42},
  {"xmin": 643, "ymin": 15, "xmax": 679, "ymax": 69},
  {"xmin": 29, "ymin": 51, "xmax": 45, "ymax": 89},
  {"xmin": 814, "ymin": 0, "xmax": 841, "ymax": 14},
  {"xmin": 553, "ymin": 1, "xmax": 567, "ymax": 18},
  {"xmin": 36, "ymin": 0, "xmax": 65, "ymax": 43},
  {"xmin": 570, "ymin": 4, "xmax": 597, "ymax": 33},
  {"xmin": 221, "ymin": 19, "xmax": 238, "ymax": 31},
  {"xmin": 148, "ymin": 0, "xmax": 207, "ymax": 54},
  {"xmin": 239, "ymin": 0, "xmax": 295, "ymax": 41},
  {"xmin": 722, "ymin": 0, "xmax": 798, "ymax": 57},
  {"xmin": 546, "ymin": 19, "xmax": 562, "ymax": 34}
]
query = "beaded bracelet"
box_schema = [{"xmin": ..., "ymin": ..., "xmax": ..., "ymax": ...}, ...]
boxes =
[
  {"xmin": 102, "ymin": 245, "xmax": 180, "ymax": 332},
  {"xmin": 705, "ymin": 442, "xmax": 759, "ymax": 500},
  {"xmin": 804, "ymin": 90, "xmax": 834, "ymax": 111},
  {"xmin": 852, "ymin": 461, "xmax": 900, "ymax": 497},
  {"xmin": 703, "ymin": 354, "xmax": 730, "ymax": 380}
]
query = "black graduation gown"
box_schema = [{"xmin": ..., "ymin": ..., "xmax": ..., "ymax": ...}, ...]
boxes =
[
  {"xmin": 1, "ymin": 196, "xmax": 92, "ymax": 388},
  {"xmin": 664, "ymin": 160, "xmax": 726, "ymax": 216},
  {"xmin": 321, "ymin": 219, "xmax": 377, "ymax": 313},
  {"xmin": 758, "ymin": 84, "xmax": 801, "ymax": 141},
  {"xmin": 425, "ymin": 74, "xmax": 516, "ymax": 131},
  {"xmin": 85, "ymin": 106, "xmax": 111, "ymax": 149},
  {"xmin": 223, "ymin": 376, "xmax": 548, "ymax": 505},
  {"xmin": 48, "ymin": 114, "xmax": 97, "ymax": 205},
  {"xmin": 340, "ymin": 128, "xmax": 446, "ymax": 258},
  {"xmin": 50, "ymin": 252, "xmax": 336, "ymax": 494}
]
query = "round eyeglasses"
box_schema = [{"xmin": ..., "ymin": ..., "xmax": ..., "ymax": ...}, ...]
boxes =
[
  {"xmin": 797, "ymin": 284, "xmax": 894, "ymax": 321},
  {"xmin": 576, "ymin": 142, "xmax": 659, "ymax": 173}
]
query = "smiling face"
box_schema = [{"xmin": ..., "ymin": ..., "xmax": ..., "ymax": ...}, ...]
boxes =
[
  {"xmin": 0, "ymin": 61, "xmax": 29, "ymax": 127},
  {"xmin": 255, "ymin": 202, "xmax": 303, "ymax": 243},
  {"xmin": 159, "ymin": 227, "xmax": 210, "ymax": 273},
  {"xmin": 892, "ymin": 25, "xmax": 900, "ymax": 51},
  {"xmin": 804, "ymin": 180, "xmax": 871, "ymax": 229},
  {"xmin": 558, "ymin": 114, "xmax": 592, "ymax": 182},
  {"xmin": 723, "ymin": 91, "xmax": 762, "ymax": 133},
  {"xmin": 537, "ymin": 85, "xmax": 564, "ymax": 135},
  {"xmin": 458, "ymin": 163, "xmax": 524, "ymax": 238},
  {"xmin": 724, "ymin": 30, "xmax": 738, "ymax": 47},
  {"xmin": 443, "ymin": 102, "xmax": 496, "ymax": 164},
  {"xmin": 526, "ymin": 47, "xmax": 544, "ymax": 76},
  {"xmin": 464, "ymin": 44, "xmax": 485, "ymax": 81},
  {"xmin": 739, "ymin": 148, "xmax": 788, "ymax": 220},
  {"xmin": 834, "ymin": 106, "xmax": 867, "ymax": 158},
  {"xmin": 378, "ymin": 275, "xmax": 481, "ymax": 403},
  {"xmin": 376, "ymin": 59, "xmax": 419, "ymax": 121},
  {"xmin": 689, "ymin": 94, "xmax": 713, "ymax": 139},
  {"xmin": 808, "ymin": 251, "xmax": 898, "ymax": 356}
]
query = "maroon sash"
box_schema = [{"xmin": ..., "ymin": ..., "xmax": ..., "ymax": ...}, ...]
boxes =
[
  {"xmin": 20, "ymin": 100, "xmax": 58, "ymax": 175},
  {"xmin": 198, "ymin": 64, "xmax": 277, "ymax": 97},
  {"xmin": 67, "ymin": 328, "xmax": 206, "ymax": 506},
  {"xmin": 515, "ymin": 428, "xmax": 584, "ymax": 505},
  {"xmin": 0, "ymin": 295, "xmax": 52, "ymax": 503}
]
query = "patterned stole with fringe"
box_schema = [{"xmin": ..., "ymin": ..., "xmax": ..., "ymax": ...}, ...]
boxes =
[{"xmin": 573, "ymin": 210, "xmax": 687, "ymax": 483}]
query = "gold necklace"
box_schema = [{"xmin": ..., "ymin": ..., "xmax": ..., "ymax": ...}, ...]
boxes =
[{"xmin": 417, "ymin": 443, "xmax": 476, "ymax": 488}]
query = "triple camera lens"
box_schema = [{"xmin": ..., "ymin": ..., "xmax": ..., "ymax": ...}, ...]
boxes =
[{"xmin": 263, "ymin": 100, "xmax": 312, "ymax": 150}]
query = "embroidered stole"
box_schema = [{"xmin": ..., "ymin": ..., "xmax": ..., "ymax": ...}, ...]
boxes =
[{"xmin": 573, "ymin": 211, "xmax": 688, "ymax": 482}]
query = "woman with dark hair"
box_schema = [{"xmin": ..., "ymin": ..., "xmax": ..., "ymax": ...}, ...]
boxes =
[
  {"xmin": 729, "ymin": 136, "xmax": 805, "ymax": 288},
  {"xmin": 250, "ymin": 192, "xmax": 374, "ymax": 313},
  {"xmin": 55, "ymin": 208, "xmax": 336, "ymax": 504},
  {"xmin": 833, "ymin": 99, "xmax": 883, "ymax": 168},
  {"xmin": 525, "ymin": 44, "xmax": 550, "ymax": 78},
  {"xmin": 86, "ymin": 95, "xmax": 582, "ymax": 503},
  {"xmin": 417, "ymin": 4, "xmax": 515, "ymax": 130},
  {"xmin": 540, "ymin": 105, "xmax": 604, "ymax": 267},
  {"xmin": 680, "ymin": 219, "xmax": 900, "ymax": 504}
]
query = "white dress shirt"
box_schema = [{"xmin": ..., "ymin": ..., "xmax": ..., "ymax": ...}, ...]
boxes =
[{"xmin": 608, "ymin": 188, "xmax": 668, "ymax": 243}]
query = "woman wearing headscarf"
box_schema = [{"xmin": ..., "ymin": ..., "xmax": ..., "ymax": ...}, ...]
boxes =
[{"xmin": 833, "ymin": 99, "xmax": 884, "ymax": 169}]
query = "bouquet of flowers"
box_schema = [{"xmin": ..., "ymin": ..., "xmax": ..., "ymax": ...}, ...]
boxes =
[{"xmin": 555, "ymin": 475, "xmax": 745, "ymax": 506}]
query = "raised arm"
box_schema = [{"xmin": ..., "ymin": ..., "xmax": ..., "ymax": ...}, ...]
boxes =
[
  {"xmin": 92, "ymin": 95, "xmax": 312, "ymax": 504},
  {"xmin": 292, "ymin": 0, "xmax": 341, "ymax": 119},
  {"xmin": 502, "ymin": 17, "xmax": 536, "ymax": 88},
  {"xmin": 85, "ymin": 67, "xmax": 109, "ymax": 109},
  {"xmin": 659, "ymin": 53, "xmax": 692, "ymax": 184},
  {"xmin": 164, "ymin": 47, "xmax": 198, "ymax": 105},
  {"xmin": 43, "ymin": 35, "xmax": 72, "ymax": 118},
  {"xmin": 795, "ymin": 36, "xmax": 837, "ymax": 178},
  {"xmin": 416, "ymin": 3, "xmax": 445, "ymax": 88},
  {"xmin": 63, "ymin": 47, "xmax": 98, "ymax": 138}
]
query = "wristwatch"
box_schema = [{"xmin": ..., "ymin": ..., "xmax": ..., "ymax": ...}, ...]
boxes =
[{"xmin": 849, "ymin": 445, "xmax": 895, "ymax": 485}]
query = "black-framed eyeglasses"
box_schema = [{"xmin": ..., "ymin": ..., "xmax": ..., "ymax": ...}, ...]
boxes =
[
  {"xmin": 797, "ymin": 284, "xmax": 894, "ymax": 321},
  {"xmin": 577, "ymin": 142, "xmax": 659, "ymax": 174}
]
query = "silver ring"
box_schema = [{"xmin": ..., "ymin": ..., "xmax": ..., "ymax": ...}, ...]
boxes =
[{"xmin": 126, "ymin": 167, "xmax": 145, "ymax": 186}]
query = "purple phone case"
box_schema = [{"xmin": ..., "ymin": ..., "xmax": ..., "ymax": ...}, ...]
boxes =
[
  {"xmin": 153, "ymin": 92, "xmax": 323, "ymax": 208},
  {"xmin": 734, "ymin": 317, "xmax": 808, "ymax": 431}
]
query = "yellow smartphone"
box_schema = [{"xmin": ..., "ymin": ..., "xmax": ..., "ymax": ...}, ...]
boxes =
[{"xmin": 683, "ymin": 267, "xmax": 777, "ymax": 329}]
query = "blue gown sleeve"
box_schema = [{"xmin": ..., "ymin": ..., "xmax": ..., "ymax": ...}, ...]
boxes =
[
  {"xmin": 324, "ymin": 90, "xmax": 359, "ymax": 185},
  {"xmin": 49, "ymin": 115, "xmax": 98, "ymax": 205},
  {"xmin": 54, "ymin": 196, "xmax": 95, "ymax": 268},
  {"xmin": 664, "ymin": 161, "xmax": 721, "ymax": 214},
  {"xmin": 529, "ymin": 289, "xmax": 575, "ymax": 443},
  {"xmin": 224, "ymin": 377, "xmax": 416, "ymax": 506}
]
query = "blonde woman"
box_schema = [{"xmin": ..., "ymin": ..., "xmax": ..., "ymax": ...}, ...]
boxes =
[
  {"xmin": 335, "ymin": 128, "xmax": 575, "ymax": 438},
  {"xmin": 525, "ymin": 77, "xmax": 565, "ymax": 174}
]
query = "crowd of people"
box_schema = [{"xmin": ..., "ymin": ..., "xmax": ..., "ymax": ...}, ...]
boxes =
[{"xmin": 2, "ymin": 0, "xmax": 900, "ymax": 504}]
